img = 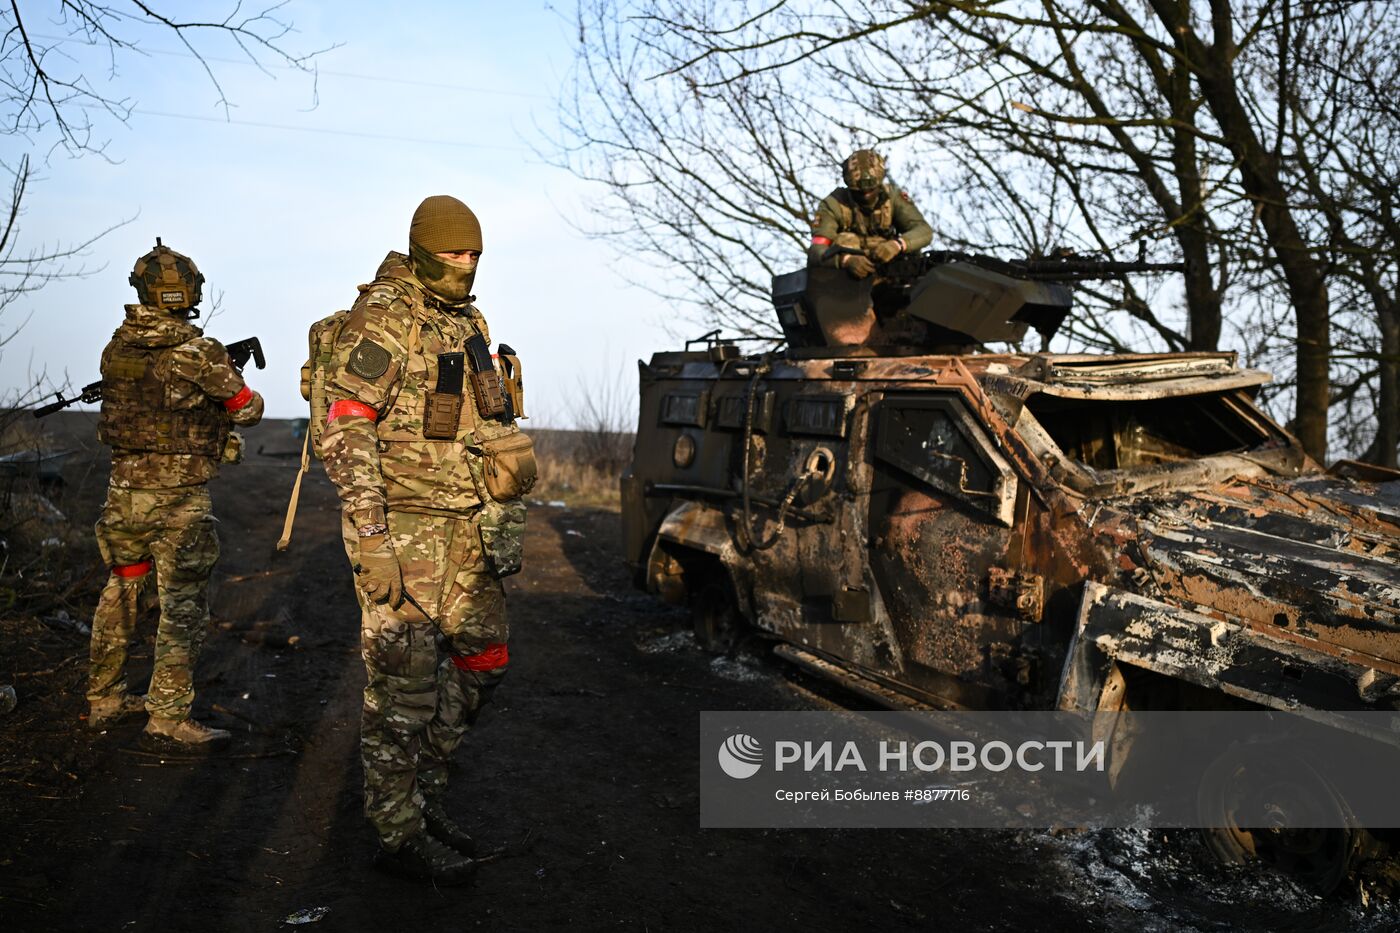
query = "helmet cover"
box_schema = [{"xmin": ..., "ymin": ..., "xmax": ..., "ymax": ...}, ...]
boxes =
[
  {"xmin": 129, "ymin": 239, "xmax": 204, "ymax": 315},
  {"xmin": 842, "ymin": 149, "xmax": 887, "ymax": 192}
]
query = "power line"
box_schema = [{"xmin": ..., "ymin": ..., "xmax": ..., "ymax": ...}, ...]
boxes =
[
  {"xmin": 30, "ymin": 32, "xmax": 555, "ymax": 101},
  {"xmin": 73, "ymin": 101, "xmax": 530, "ymax": 151}
]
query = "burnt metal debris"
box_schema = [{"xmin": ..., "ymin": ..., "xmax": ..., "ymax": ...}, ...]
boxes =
[{"xmin": 621, "ymin": 251, "xmax": 1400, "ymax": 890}]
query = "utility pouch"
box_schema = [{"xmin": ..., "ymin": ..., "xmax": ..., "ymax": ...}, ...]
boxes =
[
  {"xmin": 478, "ymin": 430, "xmax": 538, "ymax": 502},
  {"xmin": 465, "ymin": 334, "xmax": 507, "ymax": 420},
  {"xmin": 478, "ymin": 499, "xmax": 527, "ymax": 578},
  {"xmin": 220, "ymin": 430, "xmax": 245, "ymax": 464},
  {"xmin": 424, "ymin": 352, "xmax": 465, "ymax": 440}
]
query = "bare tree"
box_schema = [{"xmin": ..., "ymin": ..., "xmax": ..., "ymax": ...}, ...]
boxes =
[
  {"xmin": 560, "ymin": 0, "xmax": 1399, "ymax": 464},
  {"xmin": 0, "ymin": 1, "xmax": 323, "ymax": 401}
]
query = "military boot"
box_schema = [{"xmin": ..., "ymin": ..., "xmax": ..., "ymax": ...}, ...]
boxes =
[
  {"xmin": 141, "ymin": 717, "xmax": 231, "ymax": 752},
  {"xmin": 422, "ymin": 796, "xmax": 477, "ymax": 856},
  {"xmin": 373, "ymin": 831, "xmax": 477, "ymax": 885},
  {"xmin": 88, "ymin": 693, "xmax": 146, "ymax": 730}
]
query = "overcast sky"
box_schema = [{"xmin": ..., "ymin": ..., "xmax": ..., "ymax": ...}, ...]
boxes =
[{"xmin": 5, "ymin": 2, "xmax": 679, "ymax": 426}]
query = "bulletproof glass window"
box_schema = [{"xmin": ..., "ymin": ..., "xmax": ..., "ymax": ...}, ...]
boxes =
[
  {"xmin": 874, "ymin": 394, "xmax": 1017, "ymax": 525},
  {"xmin": 660, "ymin": 391, "xmax": 708, "ymax": 427},
  {"xmin": 1024, "ymin": 390, "xmax": 1284, "ymax": 472}
]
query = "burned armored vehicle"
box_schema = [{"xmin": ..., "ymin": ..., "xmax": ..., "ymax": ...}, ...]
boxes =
[{"xmin": 621, "ymin": 251, "xmax": 1400, "ymax": 886}]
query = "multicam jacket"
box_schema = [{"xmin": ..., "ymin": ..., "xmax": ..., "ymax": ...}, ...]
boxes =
[
  {"xmin": 98, "ymin": 304, "xmax": 263, "ymax": 489},
  {"xmin": 807, "ymin": 181, "xmax": 933, "ymax": 269},
  {"xmin": 321, "ymin": 251, "xmax": 497, "ymax": 528}
]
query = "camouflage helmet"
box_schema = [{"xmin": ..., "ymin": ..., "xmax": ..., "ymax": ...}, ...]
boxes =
[
  {"xmin": 842, "ymin": 149, "xmax": 886, "ymax": 192},
  {"xmin": 129, "ymin": 238, "xmax": 204, "ymax": 314}
]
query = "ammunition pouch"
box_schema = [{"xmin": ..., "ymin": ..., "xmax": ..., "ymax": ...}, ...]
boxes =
[
  {"xmin": 465, "ymin": 334, "xmax": 507, "ymax": 420},
  {"xmin": 478, "ymin": 499, "xmax": 527, "ymax": 578},
  {"xmin": 220, "ymin": 431, "xmax": 245, "ymax": 464},
  {"xmin": 424, "ymin": 352, "xmax": 466, "ymax": 440}
]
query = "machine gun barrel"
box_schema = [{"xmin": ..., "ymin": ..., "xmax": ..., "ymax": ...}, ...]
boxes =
[{"xmin": 887, "ymin": 249, "xmax": 1184, "ymax": 283}]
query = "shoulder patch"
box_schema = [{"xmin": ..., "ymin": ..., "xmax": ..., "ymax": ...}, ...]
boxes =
[
  {"xmin": 347, "ymin": 340, "xmax": 391, "ymax": 380},
  {"xmin": 900, "ymin": 190, "xmax": 911, "ymax": 202}
]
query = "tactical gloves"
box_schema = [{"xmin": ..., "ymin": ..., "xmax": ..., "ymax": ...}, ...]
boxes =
[
  {"xmin": 843, "ymin": 254, "xmax": 876, "ymax": 279},
  {"xmin": 870, "ymin": 238, "xmax": 903, "ymax": 264},
  {"xmin": 355, "ymin": 533, "xmax": 404, "ymax": 607}
]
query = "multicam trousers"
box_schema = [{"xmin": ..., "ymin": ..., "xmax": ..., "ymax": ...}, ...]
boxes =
[
  {"xmin": 340, "ymin": 508, "xmax": 509, "ymax": 849},
  {"xmin": 87, "ymin": 485, "xmax": 219, "ymax": 720}
]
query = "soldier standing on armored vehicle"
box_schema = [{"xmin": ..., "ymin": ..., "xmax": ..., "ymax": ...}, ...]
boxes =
[
  {"xmin": 318, "ymin": 195, "xmax": 534, "ymax": 885},
  {"xmin": 86, "ymin": 240, "xmax": 264, "ymax": 750}
]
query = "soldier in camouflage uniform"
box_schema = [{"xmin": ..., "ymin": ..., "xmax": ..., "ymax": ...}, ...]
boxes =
[
  {"xmin": 322, "ymin": 195, "xmax": 528, "ymax": 885},
  {"xmin": 807, "ymin": 149, "xmax": 933, "ymax": 277},
  {"xmin": 87, "ymin": 240, "xmax": 264, "ymax": 751},
  {"xmin": 805, "ymin": 149, "xmax": 935, "ymax": 344}
]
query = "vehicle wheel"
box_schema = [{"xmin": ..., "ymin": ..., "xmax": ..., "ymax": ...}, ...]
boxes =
[
  {"xmin": 1197, "ymin": 741, "xmax": 1361, "ymax": 894},
  {"xmin": 691, "ymin": 579, "xmax": 741, "ymax": 654}
]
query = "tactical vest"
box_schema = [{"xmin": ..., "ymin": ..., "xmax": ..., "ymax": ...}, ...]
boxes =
[
  {"xmin": 831, "ymin": 188, "xmax": 896, "ymax": 249},
  {"xmin": 280, "ymin": 258, "xmax": 532, "ymax": 548},
  {"xmin": 367, "ymin": 258, "xmax": 533, "ymax": 512},
  {"xmin": 97, "ymin": 338, "xmax": 228, "ymax": 457},
  {"xmin": 370, "ymin": 258, "xmax": 485, "ymax": 446}
]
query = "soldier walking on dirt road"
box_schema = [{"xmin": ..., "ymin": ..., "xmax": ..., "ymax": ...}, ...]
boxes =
[
  {"xmin": 87, "ymin": 240, "xmax": 264, "ymax": 751},
  {"xmin": 319, "ymin": 195, "xmax": 535, "ymax": 885}
]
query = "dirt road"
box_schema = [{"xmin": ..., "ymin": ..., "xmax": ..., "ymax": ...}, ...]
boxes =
[{"xmin": 0, "ymin": 419, "xmax": 1391, "ymax": 931}]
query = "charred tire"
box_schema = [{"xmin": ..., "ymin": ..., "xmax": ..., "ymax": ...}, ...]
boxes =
[
  {"xmin": 1197, "ymin": 740, "xmax": 1362, "ymax": 894},
  {"xmin": 691, "ymin": 579, "xmax": 742, "ymax": 655}
]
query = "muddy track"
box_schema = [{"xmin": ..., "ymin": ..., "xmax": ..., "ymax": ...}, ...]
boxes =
[{"xmin": 0, "ymin": 419, "xmax": 1392, "ymax": 932}]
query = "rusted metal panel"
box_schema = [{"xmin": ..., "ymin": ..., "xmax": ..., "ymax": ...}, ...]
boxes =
[
  {"xmin": 1066, "ymin": 582, "xmax": 1400, "ymax": 717},
  {"xmin": 628, "ymin": 327, "xmax": 1400, "ymax": 723},
  {"xmin": 652, "ymin": 500, "xmax": 735, "ymax": 559}
]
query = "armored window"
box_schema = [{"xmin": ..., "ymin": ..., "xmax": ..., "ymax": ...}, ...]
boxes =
[
  {"xmin": 874, "ymin": 395, "xmax": 1017, "ymax": 525},
  {"xmin": 1025, "ymin": 390, "xmax": 1284, "ymax": 472},
  {"xmin": 660, "ymin": 391, "xmax": 708, "ymax": 427}
]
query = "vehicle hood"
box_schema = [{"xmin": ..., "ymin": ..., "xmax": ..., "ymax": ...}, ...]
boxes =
[{"xmin": 1105, "ymin": 473, "xmax": 1400, "ymax": 663}]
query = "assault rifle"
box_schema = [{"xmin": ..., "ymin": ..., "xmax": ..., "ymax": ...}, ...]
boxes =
[
  {"xmin": 32, "ymin": 336, "xmax": 265, "ymax": 419},
  {"xmin": 225, "ymin": 337, "xmax": 265, "ymax": 372}
]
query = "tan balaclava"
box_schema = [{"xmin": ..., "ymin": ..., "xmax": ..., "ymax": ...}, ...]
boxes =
[{"xmin": 408, "ymin": 195, "xmax": 483, "ymax": 305}]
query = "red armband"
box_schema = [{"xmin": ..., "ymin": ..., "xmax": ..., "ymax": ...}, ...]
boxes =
[
  {"xmin": 452, "ymin": 642, "xmax": 509, "ymax": 672},
  {"xmin": 327, "ymin": 400, "xmax": 379, "ymax": 424},
  {"xmin": 223, "ymin": 385, "xmax": 254, "ymax": 412},
  {"xmin": 811, "ymin": 236, "xmax": 832, "ymax": 246},
  {"xmin": 112, "ymin": 560, "xmax": 152, "ymax": 578}
]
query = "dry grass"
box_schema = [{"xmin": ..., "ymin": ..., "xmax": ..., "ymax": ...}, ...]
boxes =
[{"xmin": 529, "ymin": 427, "xmax": 633, "ymax": 509}]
